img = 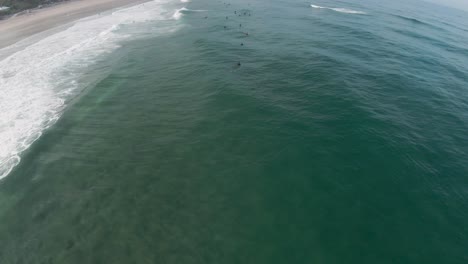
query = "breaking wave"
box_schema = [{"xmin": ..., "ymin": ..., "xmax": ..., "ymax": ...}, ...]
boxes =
[{"xmin": 311, "ymin": 4, "xmax": 366, "ymax": 15}]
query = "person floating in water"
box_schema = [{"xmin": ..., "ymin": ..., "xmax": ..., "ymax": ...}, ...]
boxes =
[
  {"xmin": 239, "ymin": 24, "xmax": 242, "ymax": 28},
  {"xmin": 232, "ymin": 61, "xmax": 241, "ymax": 69},
  {"xmin": 241, "ymin": 43, "xmax": 244, "ymax": 46}
]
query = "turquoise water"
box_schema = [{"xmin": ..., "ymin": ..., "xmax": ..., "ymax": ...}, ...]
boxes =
[{"xmin": 1, "ymin": 0, "xmax": 468, "ymax": 263}]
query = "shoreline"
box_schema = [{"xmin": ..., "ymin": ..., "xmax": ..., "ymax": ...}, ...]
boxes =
[{"xmin": 0, "ymin": 0, "xmax": 151, "ymax": 50}]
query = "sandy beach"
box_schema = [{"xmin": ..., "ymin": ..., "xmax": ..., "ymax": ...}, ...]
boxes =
[{"xmin": 0, "ymin": 0, "xmax": 150, "ymax": 49}]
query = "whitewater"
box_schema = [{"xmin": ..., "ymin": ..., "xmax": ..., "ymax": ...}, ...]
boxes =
[
  {"xmin": 0, "ymin": 0, "xmax": 180, "ymax": 179},
  {"xmin": 310, "ymin": 4, "xmax": 366, "ymax": 14}
]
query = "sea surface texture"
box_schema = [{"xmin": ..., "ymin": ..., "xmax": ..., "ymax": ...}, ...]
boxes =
[{"xmin": 0, "ymin": 0, "xmax": 467, "ymax": 263}]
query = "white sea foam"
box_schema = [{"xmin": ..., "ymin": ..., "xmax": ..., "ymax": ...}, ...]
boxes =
[
  {"xmin": 173, "ymin": 7, "xmax": 187, "ymax": 19},
  {"xmin": 172, "ymin": 7, "xmax": 207, "ymax": 20},
  {"xmin": 311, "ymin": 4, "xmax": 366, "ymax": 14},
  {"xmin": 0, "ymin": 0, "xmax": 178, "ymax": 179},
  {"xmin": 181, "ymin": 0, "xmax": 191, "ymax": 3}
]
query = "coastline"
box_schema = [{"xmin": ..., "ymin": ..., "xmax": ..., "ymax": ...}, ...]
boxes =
[{"xmin": 0, "ymin": 0, "xmax": 151, "ymax": 50}]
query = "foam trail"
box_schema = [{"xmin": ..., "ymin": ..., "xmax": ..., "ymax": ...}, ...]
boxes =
[
  {"xmin": 311, "ymin": 4, "xmax": 366, "ymax": 14},
  {"xmin": 311, "ymin": 4, "xmax": 325, "ymax": 9},
  {"xmin": 0, "ymin": 0, "xmax": 178, "ymax": 179},
  {"xmin": 181, "ymin": 0, "xmax": 191, "ymax": 2}
]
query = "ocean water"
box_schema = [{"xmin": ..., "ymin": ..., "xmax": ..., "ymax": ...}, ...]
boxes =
[{"xmin": 0, "ymin": 0, "xmax": 467, "ymax": 263}]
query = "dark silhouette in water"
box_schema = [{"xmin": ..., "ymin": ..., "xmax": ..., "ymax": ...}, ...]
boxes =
[
  {"xmin": 239, "ymin": 24, "xmax": 242, "ymax": 28},
  {"xmin": 232, "ymin": 61, "xmax": 241, "ymax": 70},
  {"xmin": 241, "ymin": 43, "xmax": 244, "ymax": 46},
  {"xmin": 226, "ymin": 16, "xmax": 228, "ymax": 19}
]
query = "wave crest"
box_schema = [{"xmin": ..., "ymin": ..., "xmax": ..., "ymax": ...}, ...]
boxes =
[
  {"xmin": 311, "ymin": 4, "xmax": 366, "ymax": 15},
  {"xmin": 173, "ymin": 7, "xmax": 208, "ymax": 20}
]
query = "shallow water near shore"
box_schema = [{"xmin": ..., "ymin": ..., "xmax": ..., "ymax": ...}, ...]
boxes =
[{"xmin": 1, "ymin": 0, "xmax": 468, "ymax": 263}]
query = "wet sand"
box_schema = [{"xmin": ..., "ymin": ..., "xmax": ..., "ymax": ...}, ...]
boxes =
[{"xmin": 0, "ymin": 0, "xmax": 149, "ymax": 49}]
